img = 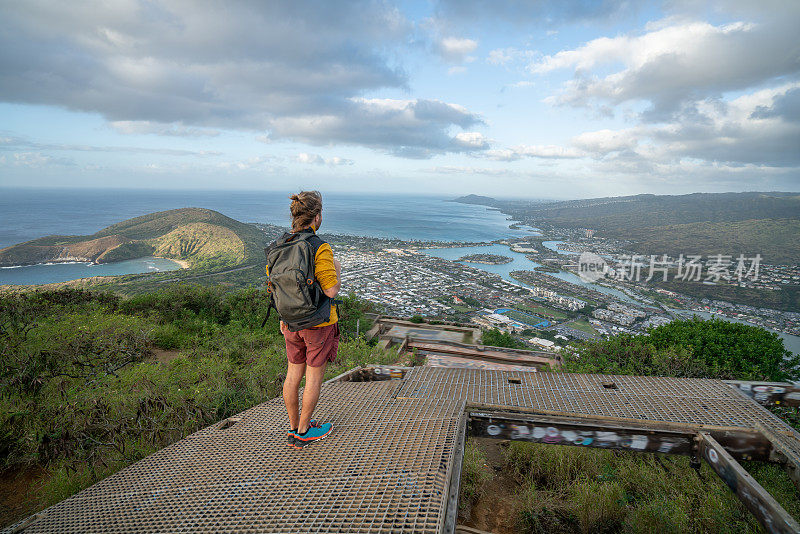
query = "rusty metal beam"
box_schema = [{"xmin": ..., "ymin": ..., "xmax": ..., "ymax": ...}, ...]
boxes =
[
  {"xmin": 331, "ymin": 365, "xmax": 410, "ymax": 383},
  {"xmin": 407, "ymin": 340, "xmax": 559, "ymax": 370},
  {"xmin": 725, "ymin": 381, "xmax": 800, "ymax": 407},
  {"xmin": 468, "ymin": 407, "xmax": 771, "ymax": 461},
  {"xmin": 467, "ymin": 410, "xmax": 772, "ymax": 461},
  {"xmin": 465, "ymin": 401, "xmax": 776, "ymax": 451},
  {"xmin": 757, "ymin": 422, "xmax": 800, "ymax": 491},
  {"xmin": 442, "ymin": 412, "xmax": 468, "ymax": 534},
  {"xmin": 698, "ymin": 432, "xmax": 800, "ymax": 534},
  {"xmin": 374, "ymin": 315, "xmax": 480, "ymax": 335},
  {"xmin": 469, "ymin": 410, "xmax": 698, "ymax": 455}
]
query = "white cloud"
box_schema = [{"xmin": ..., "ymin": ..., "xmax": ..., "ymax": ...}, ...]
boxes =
[
  {"xmin": 507, "ymin": 81, "xmax": 534, "ymax": 89},
  {"xmin": 110, "ymin": 121, "xmax": 220, "ymax": 137},
  {"xmin": 531, "ymin": 18, "xmax": 800, "ymax": 118},
  {"xmin": 0, "ymin": 135, "xmax": 220, "ymax": 157},
  {"xmin": 438, "ymin": 37, "xmax": 478, "ymax": 62},
  {"xmin": 487, "ymin": 48, "xmax": 514, "ymax": 65},
  {"xmin": 453, "ymin": 132, "xmax": 489, "ymax": 149},
  {"xmin": 572, "ymin": 129, "xmax": 639, "ymax": 154},
  {"xmin": 0, "ymin": 1, "xmax": 485, "ymax": 157},
  {"xmin": 487, "ymin": 47, "xmax": 535, "ymax": 66},
  {"xmin": 296, "ymin": 152, "xmax": 354, "ymax": 166},
  {"xmin": 1, "ymin": 152, "xmax": 76, "ymax": 168},
  {"xmin": 484, "ymin": 144, "xmax": 585, "ymax": 161},
  {"xmin": 226, "ymin": 156, "xmax": 278, "ymax": 171},
  {"xmin": 425, "ymin": 165, "xmax": 526, "ymax": 177},
  {"xmin": 270, "ymin": 97, "xmax": 485, "ymax": 158},
  {"xmin": 572, "ymin": 83, "xmax": 800, "ymax": 167}
]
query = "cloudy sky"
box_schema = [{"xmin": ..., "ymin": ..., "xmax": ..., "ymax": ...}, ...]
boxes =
[{"xmin": 1, "ymin": 0, "xmax": 798, "ymax": 198}]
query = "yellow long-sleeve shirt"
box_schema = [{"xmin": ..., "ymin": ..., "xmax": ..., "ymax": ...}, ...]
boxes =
[{"xmin": 266, "ymin": 230, "xmax": 338, "ymax": 327}]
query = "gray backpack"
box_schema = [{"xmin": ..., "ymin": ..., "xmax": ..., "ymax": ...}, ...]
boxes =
[{"xmin": 262, "ymin": 229, "xmax": 339, "ymax": 332}]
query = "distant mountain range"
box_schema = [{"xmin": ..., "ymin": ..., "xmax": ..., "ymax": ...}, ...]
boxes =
[
  {"xmin": 0, "ymin": 208, "xmax": 267, "ymax": 269},
  {"xmin": 454, "ymin": 192, "xmax": 800, "ymax": 264}
]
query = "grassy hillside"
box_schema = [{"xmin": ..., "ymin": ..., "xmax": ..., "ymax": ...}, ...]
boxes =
[
  {"xmin": 0, "ymin": 285, "xmax": 390, "ymax": 528},
  {"xmin": 626, "ymin": 218, "xmax": 800, "ymax": 266},
  {"xmin": 457, "ymin": 192, "xmax": 800, "ymax": 264},
  {"xmin": 0, "ymin": 208, "xmax": 268, "ymax": 270},
  {"xmin": 498, "ymin": 192, "xmax": 800, "ymax": 229},
  {"xmin": 153, "ymin": 222, "xmax": 247, "ymax": 269},
  {"xmin": 92, "ymin": 207, "xmax": 267, "ymax": 260}
]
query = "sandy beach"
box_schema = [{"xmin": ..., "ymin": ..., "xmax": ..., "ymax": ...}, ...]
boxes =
[{"xmin": 156, "ymin": 257, "xmax": 190, "ymax": 269}]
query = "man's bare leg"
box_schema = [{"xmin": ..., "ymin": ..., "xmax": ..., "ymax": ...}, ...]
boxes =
[
  {"xmin": 283, "ymin": 361, "xmax": 306, "ymax": 431},
  {"xmin": 297, "ymin": 362, "xmax": 327, "ymax": 434}
]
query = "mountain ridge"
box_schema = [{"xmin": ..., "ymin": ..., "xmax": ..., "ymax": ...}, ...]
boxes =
[
  {"xmin": 454, "ymin": 191, "xmax": 800, "ymax": 264},
  {"xmin": 0, "ymin": 207, "xmax": 266, "ymax": 269}
]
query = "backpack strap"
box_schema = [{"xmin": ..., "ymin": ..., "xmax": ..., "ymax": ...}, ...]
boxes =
[{"xmin": 260, "ymin": 292, "xmax": 276, "ymax": 328}]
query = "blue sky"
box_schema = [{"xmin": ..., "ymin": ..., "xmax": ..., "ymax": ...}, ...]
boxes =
[{"xmin": 1, "ymin": 0, "xmax": 798, "ymax": 198}]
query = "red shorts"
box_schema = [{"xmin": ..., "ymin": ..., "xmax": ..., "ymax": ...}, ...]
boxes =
[{"xmin": 281, "ymin": 321, "xmax": 340, "ymax": 368}]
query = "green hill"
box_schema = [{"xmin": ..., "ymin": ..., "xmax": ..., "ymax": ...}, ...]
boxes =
[
  {"xmin": 0, "ymin": 208, "xmax": 268, "ymax": 269},
  {"xmin": 456, "ymin": 192, "xmax": 800, "ymax": 264}
]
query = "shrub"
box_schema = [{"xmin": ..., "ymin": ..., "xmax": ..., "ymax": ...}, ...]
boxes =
[
  {"xmin": 459, "ymin": 439, "xmax": 491, "ymax": 520},
  {"xmin": 0, "ymin": 285, "xmax": 395, "ymax": 527},
  {"xmin": 565, "ymin": 317, "xmax": 799, "ymax": 382},
  {"xmin": 481, "ymin": 328, "xmax": 527, "ymax": 349}
]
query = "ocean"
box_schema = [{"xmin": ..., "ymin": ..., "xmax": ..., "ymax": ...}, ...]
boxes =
[
  {"xmin": 0, "ymin": 188, "xmax": 536, "ymax": 249},
  {"xmin": 0, "ymin": 188, "xmax": 539, "ymax": 285},
  {"xmin": 1, "ymin": 187, "xmax": 797, "ymax": 355}
]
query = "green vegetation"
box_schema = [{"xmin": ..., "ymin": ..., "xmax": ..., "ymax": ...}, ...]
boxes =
[
  {"xmin": 459, "ymin": 192, "xmax": 800, "ymax": 264},
  {"xmin": 522, "ymin": 329, "xmax": 558, "ymax": 342},
  {"xmin": 565, "ymin": 317, "xmax": 799, "ymax": 382},
  {"xmin": 97, "ymin": 241, "xmax": 156, "ymax": 262},
  {"xmin": 0, "ymin": 285, "xmax": 391, "ymax": 527},
  {"xmin": 626, "ymin": 218, "xmax": 800, "ymax": 267},
  {"xmin": 507, "ymin": 443, "xmax": 762, "ymax": 533},
  {"xmin": 516, "ymin": 302, "xmax": 571, "ymax": 321},
  {"xmin": 435, "ymin": 295, "xmax": 479, "ymax": 314},
  {"xmin": 461, "ymin": 316, "xmax": 800, "ymax": 532},
  {"xmin": 0, "ymin": 208, "xmax": 271, "ymax": 274},
  {"xmin": 481, "ymin": 328, "xmax": 528, "ymax": 349},
  {"xmin": 459, "ymin": 295, "xmax": 482, "ymax": 307},
  {"xmin": 652, "ymin": 276, "xmax": 800, "ymax": 313},
  {"xmin": 566, "ymin": 318, "xmax": 598, "ymax": 336},
  {"xmin": 459, "ymin": 439, "xmax": 491, "ymax": 519},
  {"xmin": 458, "ymin": 253, "xmax": 513, "ymax": 265},
  {"xmin": 498, "ymin": 192, "xmax": 800, "ymax": 233}
]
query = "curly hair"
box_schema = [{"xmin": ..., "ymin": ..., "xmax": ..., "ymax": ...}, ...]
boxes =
[{"xmin": 289, "ymin": 190, "xmax": 322, "ymax": 232}]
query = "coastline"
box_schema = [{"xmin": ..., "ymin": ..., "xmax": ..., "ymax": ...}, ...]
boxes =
[
  {"xmin": 1, "ymin": 256, "xmax": 191, "ymax": 270},
  {"xmin": 0, "ymin": 256, "xmax": 189, "ymax": 289},
  {"xmin": 157, "ymin": 257, "xmax": 190, "ymax": 269}
]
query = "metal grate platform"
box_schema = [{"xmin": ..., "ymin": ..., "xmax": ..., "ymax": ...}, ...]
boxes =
[{"xmin": 8, "ymin": 368, "xmax": 800, "ymax": 534}]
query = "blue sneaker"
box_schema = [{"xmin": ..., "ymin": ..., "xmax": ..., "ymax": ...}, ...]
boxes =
[
  {"xmin": 287, "ymin": 420, "xmax": 316, "ymax": 448},
  {"xmin": 294, "ymin": 421, "xmax": 333, "ymax": 445}
]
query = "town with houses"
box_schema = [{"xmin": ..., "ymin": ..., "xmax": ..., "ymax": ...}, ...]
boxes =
[{"xmin": 319, "ymin": 227, "xmax": 800, "ymax": 355}]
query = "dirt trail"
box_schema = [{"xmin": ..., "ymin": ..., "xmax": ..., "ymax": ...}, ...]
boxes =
[
  {"xmin": 0, "ymin": 466, "xmax": 47, "ymax": 529},
  {"xmin": 151, "ymin": 348, "xmax": 183, "ymax": 364},
  {"xmin": 460, "ymin": 438, "xmax": 520, "ymax": 534}
]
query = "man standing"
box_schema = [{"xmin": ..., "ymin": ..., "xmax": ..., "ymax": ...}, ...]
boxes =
[{"xmin": 265, "ymin": 190, "xmax": 340, "ymax": 449}]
